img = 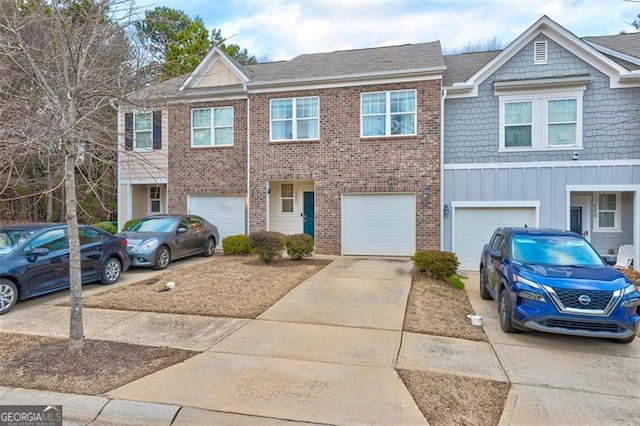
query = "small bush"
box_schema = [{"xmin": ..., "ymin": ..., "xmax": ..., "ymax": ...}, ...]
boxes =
[
  {"xmin": 447, "ymin": 274, "xmax": 466, "ymax": 290},
  {"xmin": 222, "ymin": 234, "xmax": 251, "ymax": 255},
  {"xmin": 286, "ymin": 233, "xmax": 314, "ymax": 260},
  {"xmin": 122, "ymin": 217, "xmax": 143, "ymax": 232},
  {"xmin": 93, "ymin": 221, "xmax": 117, "ymax": 234},
  {"xmin": 411, "ymin": 250, "xmax": 459, "ymax": 280},
  {"xmin": 248, "ymin": 231, "xmax": 286, "ymax": 263}
]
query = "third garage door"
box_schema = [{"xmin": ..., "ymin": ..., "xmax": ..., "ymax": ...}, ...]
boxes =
[
  {"xmin": 454, "ymin": 206, "xmax": 537, "ymax": 270},
  {"xmin": 342, "ymin": 194, "xmax": 416, "ymax": 256}
]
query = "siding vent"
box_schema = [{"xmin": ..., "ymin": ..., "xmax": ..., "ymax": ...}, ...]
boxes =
[{"xmin": 534, "ymin": 41, "xmax": 547, "ymax": 64}]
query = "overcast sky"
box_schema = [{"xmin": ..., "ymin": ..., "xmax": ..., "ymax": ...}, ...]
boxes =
[{"xmin": 139, "ymin": 0, "xmax": 640, "ymax": 61}]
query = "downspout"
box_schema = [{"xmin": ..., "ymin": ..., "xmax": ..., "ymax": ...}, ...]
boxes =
[
  {"xmin": 246, "ymin": 94, "xmax": 251, "ymax": 235},
  {"xmin": 115, "ymin": 103, "xmax": 122, "ymax": 232},
  {"xmin": 440, "ymin": 87, "xmax": 447, "ymax": 251}
]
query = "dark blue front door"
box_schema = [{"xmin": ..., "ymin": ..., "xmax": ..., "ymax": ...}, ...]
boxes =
[{"xmin": 303, "ymin": 192, "xmax": 315, "ymax": 239}]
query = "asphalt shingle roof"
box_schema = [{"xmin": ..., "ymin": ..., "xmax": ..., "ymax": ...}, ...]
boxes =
[
  {"xmin": 244, "ymin": 41, "xmax": 445, "ymax": 83},
  {"xmin": 583, "ymin": 32, "xmax": 640, "ymax": 60},
  {"xmin": 442, "ymin": 50, "xmax": 501, "ymax": 86}
]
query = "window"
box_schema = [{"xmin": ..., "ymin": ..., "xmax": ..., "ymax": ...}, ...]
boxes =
[
  {"xmin": 281, "ymin": 183, "xmax": 294, "ymax": 213},
  {"xmin": 595, "ymin": 193, "xmax": 620, "ymax": 231},
  {"xmin": 270, "ymin": 97, "xmax": 319, "ymax": 141},
  {"xmin": 361, "ymin": 90, "xmax": 416, "ymax": 137},
  {"xmin": 189, "ymin": 216, "xmax": 205, "ymax": 230},
  {"xmin": 125, "ymin": 111, "xmax": 161, "ymax": 151},
  {"xmin": 79, "ymin": 228, "xmax": 103, "ymax": 245},
  {"xmin": 192, "ymin": 107, "xmax": 234, "ymax": 147},
  {"xmin": 499, "ymin": 91, "xmax": 582, "ymax": 151},
  {"xmin": 133, "ymin": 112, "xmax": 153, "ymax": 150},
  {"xmin": 29, "ymin": 229, "xmax": 67, "ymax": 253},
  {"xmin": 149, "ymin": 186, "xmax": 161, "ymax": 214}
]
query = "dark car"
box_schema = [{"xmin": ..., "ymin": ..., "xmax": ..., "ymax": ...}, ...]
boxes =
[
  {"xmin": 0, "ymin": 223, "xmax": 130, "ymax": 315},
  {"xmin": 119, "ymin": 214, "xmax": 219, "ymax": 270},
  {"xmin": 479, "ymin": 227, "xmax": 640, "ymax": 344}
]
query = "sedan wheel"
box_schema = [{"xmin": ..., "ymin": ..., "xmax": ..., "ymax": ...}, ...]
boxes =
[
  {"xmin": 100, "ymin": 258, "xmax": 122, "ymax": 285},
  {"xmin": 203, "ymin": 237, "xmax": 216, "ymax": 257},
  {"xmin": 153, "ymin": 246, "xmax": 170, "ymax": 270},
  {"xmin": 0, "ymin": 279, "xmax": 18, "ymax": 315},
  {"xmin": 499, "ymin": 288, "xmax": 519, "ymax": 333}
]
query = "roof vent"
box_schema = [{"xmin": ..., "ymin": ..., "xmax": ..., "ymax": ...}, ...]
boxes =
[{"xmin": 534, "ymin": 41, "xmax": 547, "ymax": 65}]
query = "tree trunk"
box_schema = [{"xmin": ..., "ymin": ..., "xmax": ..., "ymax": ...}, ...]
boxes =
[{"xmin": 65, "ymin": 155, "xmax": 84, "ymax": 352}]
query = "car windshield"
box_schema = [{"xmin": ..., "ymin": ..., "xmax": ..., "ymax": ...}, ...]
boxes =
[
  {"xmin": 0, "ymin": 230, "xmax": 35, "ymax": 254},
  {"xmin": 512, "ymin": 235, "xmax": 604, "ymax": 267},
  {"xmin": 129, "ymin": 217, "xmax": 178, "ymax": 233}
]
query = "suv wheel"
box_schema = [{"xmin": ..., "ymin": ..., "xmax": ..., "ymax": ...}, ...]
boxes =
[
  {"xmin": 479, "ymin": 268, "xmax": 493, "ymax": 300},
  {"xmin": 499, "ymin": 287, "xmax": 519, "ymax": 333}
]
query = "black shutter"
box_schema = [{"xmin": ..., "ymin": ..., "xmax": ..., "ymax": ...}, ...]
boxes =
[
  {"xmin": 124, "ymin": 113, "xmax": 133, "ymax": 150},
  {"xmin": 152, "ymin": 110, "xmax": 162, "ymax": 150}
]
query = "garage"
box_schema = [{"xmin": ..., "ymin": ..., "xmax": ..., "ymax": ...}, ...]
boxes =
[
  {"xmin": 342, "ymin": 193, "xmax": 416, "ymax": 256},
  {"xmin": 453, "ymin": 205, "xmax": 537, "ymax": 270},
  {"xmin": 188, "ymin": 195, "xmax": 245, "ymax": 245}
]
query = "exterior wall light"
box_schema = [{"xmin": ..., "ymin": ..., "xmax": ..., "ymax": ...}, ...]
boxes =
[{"xmin": 443, "ymin": 204, "xmax": 450, "ymax": 216}]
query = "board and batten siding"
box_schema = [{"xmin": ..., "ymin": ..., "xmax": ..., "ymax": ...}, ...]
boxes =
[{"xmin": 442, "ymin": 162, "xmax": 640, "ymax": 254}]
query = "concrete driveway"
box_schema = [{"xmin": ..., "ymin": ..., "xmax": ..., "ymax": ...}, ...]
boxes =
[{"xmin": 464, "ymin": 271, "xmax": 640, "ymax": 426}]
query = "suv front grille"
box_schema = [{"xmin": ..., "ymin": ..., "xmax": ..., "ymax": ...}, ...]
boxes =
[
  {"xmin": 553, "ymin": 288, "xmax": 613, "ymax": 310},
  {"xmin": 543, "ymin": 319, "xmax": 621, "ymax": 333}
]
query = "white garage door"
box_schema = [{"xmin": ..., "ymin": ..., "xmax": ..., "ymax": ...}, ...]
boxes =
[
  {"xmin": 342, "ymin": 194, "xmax": 415, "ymax": 256},
  {"xmin": 188, "ymin": 195, "xmax": 245, "ymax": 245},
  {"xmin": 454, "ymin": 207, "xmax": 536, "ymax": 270}
]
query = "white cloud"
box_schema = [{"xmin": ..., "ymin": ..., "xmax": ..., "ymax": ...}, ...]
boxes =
[{"xmin": 150, "ymin": 0, "xmax": 640, "ymax": 61}]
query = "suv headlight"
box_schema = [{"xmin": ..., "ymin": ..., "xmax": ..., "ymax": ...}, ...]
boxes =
[
  {"xmin": 513, "ymin": 274, "xmax": 547, "ymax": 302},
  {"xmin": 620, "ymin": 284, "xmax": 640, "ymax": 308},
  {"xmin": 131, "ymin": 238, "xmax": 159, "ymax": 253}
]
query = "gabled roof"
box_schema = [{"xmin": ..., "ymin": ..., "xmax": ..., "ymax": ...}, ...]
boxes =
[{"xmin": 444, "ymin": 15, "xmax": 640, "ymax": 97}]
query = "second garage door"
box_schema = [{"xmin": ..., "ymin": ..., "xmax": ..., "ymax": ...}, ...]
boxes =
[
  {"xmin": 454, "ymin": 206, "xmax": 537, "ymax": 270},
  {"xmin": 188, "ymin": 195, "xmax": 245, "ymax": 245},
  {"xmin": 342, "ymin": 194, "xmax": 416, "ymax": 256}
]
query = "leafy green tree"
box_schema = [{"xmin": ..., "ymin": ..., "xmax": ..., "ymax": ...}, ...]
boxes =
[{"xmin": 136, "ymin": 7, "xmax": 257, "ymax": 79}]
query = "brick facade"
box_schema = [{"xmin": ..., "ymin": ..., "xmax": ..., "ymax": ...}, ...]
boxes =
[
  {"xmin": 167, "ymin": 99, "xmax": 248, "ymax": 213},
  {"xmin": 248, "ymin": 80, "xmax": 442, "ymax": 254}
]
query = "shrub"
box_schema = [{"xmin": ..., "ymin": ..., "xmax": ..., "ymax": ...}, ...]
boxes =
[
  {"xmin": 122, "ymin": 217, "xmax": 142, "ymax": 232},
  {"xmin": 248, "ymin": 231, "xmax": 286, "ymax": 263},
  {"xmin": 411, "ymin": 250, "xmax": 459, "ymax": 280},
  {"xmin": 93, "ymin": 221, "xmax": 117, "ymax": 234},
  {"xmin": 222, "ymin": 234, "xmax": 251, "ymax": 255},
  {"xmin": 286, "ymin": 233, "xmax": 314, "ymax": 260}
]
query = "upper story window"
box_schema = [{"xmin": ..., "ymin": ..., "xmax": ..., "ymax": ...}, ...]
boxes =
[
  {"xmin": 125, "ymin": 111, "xmax": 161, "ymax": 151},
  {"xmin": 192, "ymin": 107, "xmax": 234, "ymax": 147},
  {"xmin": 595, "ymin": 192, "xmax": 621, "ymax": 232},
  {"xmin": 270, "ymin": 97, "xmax": 319, "ymax": 141},
  {"xmin": 499, "ymin": 90, "xmax": 582, "ymax": 151},
  {"xmin": 361, "ymin": 89, "xmax": 416, "ymax": 137}
]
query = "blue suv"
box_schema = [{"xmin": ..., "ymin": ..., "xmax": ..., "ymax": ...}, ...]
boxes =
[{"xmin": 479, "ymin": 227, "xmax": 640, "ymax": 344}]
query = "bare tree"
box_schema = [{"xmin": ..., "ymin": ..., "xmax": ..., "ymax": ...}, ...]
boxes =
[{"xmin": 0, "ymin": 0, "xmax": 144, "ymax": 351}]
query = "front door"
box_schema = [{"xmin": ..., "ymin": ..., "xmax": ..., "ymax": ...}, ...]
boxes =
[
  {"xmin": 570, "ymin": 207, "xmax": 582, "ymax": 235},
  {"xmin": 303, "ymin": 192, "xmax": 314, "ymax": 239},
  {"xmin": 570, "ymin": 196, "xmax": 591, "ymax": 241}
]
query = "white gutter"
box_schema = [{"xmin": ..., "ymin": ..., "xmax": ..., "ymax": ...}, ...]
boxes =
[{"xmin": 440, "ymin": 87, "xmax": 447, "ymax": 251}]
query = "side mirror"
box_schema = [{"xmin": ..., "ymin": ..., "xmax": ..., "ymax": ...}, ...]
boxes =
[
  {"xmin": 29, "ymin": 247, "xmax": 50, "ymax": 258},
  {"xmin": 177, "ymin": 226, "xmax": 188, "ymax": 234},
  {"xmin": 489, "ymin": 248, "xmax": 502, "ymax": 260}
]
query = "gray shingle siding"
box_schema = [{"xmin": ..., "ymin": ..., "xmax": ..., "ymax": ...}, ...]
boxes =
[{"xmin": 444, "ymin": 35, "xmax": 640, "ymax": 164}]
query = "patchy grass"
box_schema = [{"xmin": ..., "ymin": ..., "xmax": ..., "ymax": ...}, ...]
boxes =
[
  {"xmin": 79, "ymin": 256, "xmax": 331, "ymax": 318},
  {"xmin": 403, "ymin": 272, "xmax": 488, "ymax": 341},
  {"xmin": 0, "ymin": 332, "xmax": 195, "ymax": 395},
  {"xmin": 399, "ymin": 369, "xmax": 509, "ymax": 426}
]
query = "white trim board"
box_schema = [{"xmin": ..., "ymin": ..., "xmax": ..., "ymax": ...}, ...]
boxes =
[
  {"xmin": 445, "ymin": 159, "xmax": 640, "ymax": 170},
  {"xmin": 121, "ymin": 178, "xmax": 168, "ymax": 185}
]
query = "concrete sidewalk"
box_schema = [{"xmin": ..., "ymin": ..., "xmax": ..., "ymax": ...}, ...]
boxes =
[{"xmin": 464, "ymin": 271, "xmax": 640, "ymax": 426}]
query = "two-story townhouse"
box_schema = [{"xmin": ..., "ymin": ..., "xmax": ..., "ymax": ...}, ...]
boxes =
[
  {"xmin": 119, "ymin": 43, "xmax": 445, "ymax": 255},
  {"xmin": 442, "ymin": 16, "xmax": 640, "ymax": 269}
]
